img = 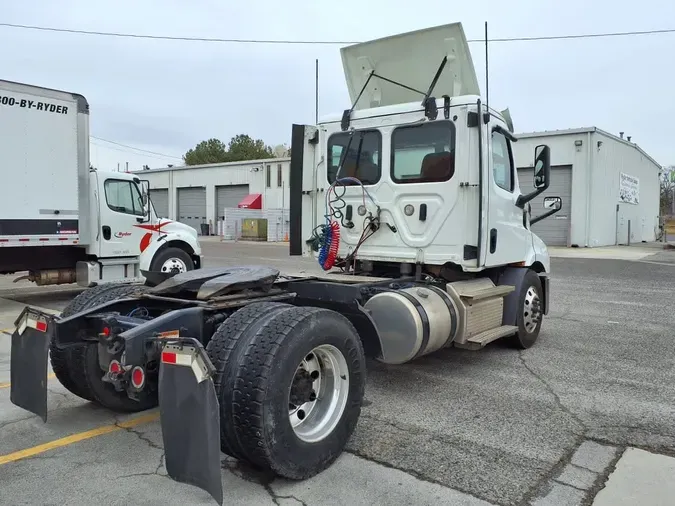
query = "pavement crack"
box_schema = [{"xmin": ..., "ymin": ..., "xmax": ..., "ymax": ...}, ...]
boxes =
[
  {"xmin": 47, "ymin": 388, "xmax": 70, "ymax": 410},
  {"xmin": 0, "ymin": 415, "xmax": 36, "ymax": 429},
  {"xmin": 221, "ymin": 459, "xmax": 308, "ymax": 506},
  {"xmin": 517, "ymin": 434, "xmax": 587, "ymax": 506},
  {"xmin": 546, "ymin": 309, "xmax": 588, "ymax": 324},
  {"xmin": 551, "ymin": 478, "xmax": 588, "ymax": 492},
  {"xmin": 263, "ymin": 484, "xmax": 308, "ymax": 506},
  {"xmin": 594, "ymin": 424, "xmax": 675, "ymax": 441},
  {"xmin": 155, "ymin": 450, "xmax": 166, "ymax": 475},
  {"xmin": 518, "ymin": 350, "xmax": 587, "ymax": 432},
  {"xmin": 114, "ymin": 419, "xmax": 163, "ymax": 451}
]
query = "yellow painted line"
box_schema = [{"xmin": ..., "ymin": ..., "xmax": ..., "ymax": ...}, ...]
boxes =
[
  {"xmin": 0, "ymin": 411, "xmax": 160, "ymax": 465},
  {"xmin": 0, "ymin": 327, "xmax": 13, "ymax": 335},
  {"xmin": 0, "ymin": 373, "xmax": 57, "ymax": 389}
]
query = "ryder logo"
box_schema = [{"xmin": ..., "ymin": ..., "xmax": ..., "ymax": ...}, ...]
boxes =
[{"xmin": 114, "ymin": 231, "xmax": 132, "ymax": 238}]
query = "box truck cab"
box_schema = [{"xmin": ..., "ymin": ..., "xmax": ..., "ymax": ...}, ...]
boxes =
[{"xmin": 80, "ymin": 168, "xmax": 202, "ymax": 285}]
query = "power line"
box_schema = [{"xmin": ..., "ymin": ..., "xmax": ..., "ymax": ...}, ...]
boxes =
[
  {"xmin": 90, "ymin": 139, "xmax": 179, "ymax": 162},
  {"xmin": 90, "ymin": 136, "xmax": 182, "ymax": 160},
  {"xmin": 1, "ymin": 21, "xmax": 674, "ymax": 45}
]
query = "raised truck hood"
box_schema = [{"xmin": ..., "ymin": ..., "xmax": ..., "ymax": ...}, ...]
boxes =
[{"xmin": 340, "ymin": 22, "xmax": 481, "ymax": 110}]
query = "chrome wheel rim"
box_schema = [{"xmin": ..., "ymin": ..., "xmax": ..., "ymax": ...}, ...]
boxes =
[
  {"xmin": 288, "ymin": 344, "xmax": 350, "ymax": 443},
  {"xmin": 160, "ymin": 258, "xmax": 187, "ymax": 274},
  {"xmin": 523, "ymin": 285, "xmax": 541, "ymax": 333}
]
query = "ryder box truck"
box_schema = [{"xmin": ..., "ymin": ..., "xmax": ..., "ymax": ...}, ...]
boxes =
[{"xmin": 0, "ymin": 79, "xmax": 202, "ymax": 287}]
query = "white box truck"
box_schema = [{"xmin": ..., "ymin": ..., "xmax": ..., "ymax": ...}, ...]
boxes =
[{"xmin": 0, "ymin": 79, "xmax": 202, "ymax": 287}]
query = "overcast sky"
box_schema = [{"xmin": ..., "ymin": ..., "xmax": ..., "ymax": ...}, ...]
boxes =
[{"xmin": 3, "ymin": 0, "xmax": 674, "ymax": 171}]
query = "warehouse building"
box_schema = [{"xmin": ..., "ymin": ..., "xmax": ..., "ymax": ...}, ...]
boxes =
[
  {"xmin": 136, "ymin": 126, "xmax": 661, "ymax": 247},
  {"xmin": 133, "ymin": 158, "xmax": 291, "ymax": 237},
  {"xmin": 513, "ymin": 127, "xmax": 661, "ymax": 247}
]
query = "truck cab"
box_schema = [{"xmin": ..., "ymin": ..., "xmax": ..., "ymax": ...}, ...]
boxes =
[
  {"xmin": 292, "ymin": 22, "xmax": 561, "ymax": 280},
  {"xmin": 80, "ymin": 168, "xmax": 202, "ymax": 286}
]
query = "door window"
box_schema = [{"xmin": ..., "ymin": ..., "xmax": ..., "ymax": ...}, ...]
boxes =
[
  {"xmin": 391, "ymin": 121, "xmax": 455, "ymax": 184},
  {"xmin": 327, "ymin": 130, "xmax": 381, "ymax": 185},
  {"xmin": 492, "ymin": 131, "xmax": 514, "ymax": 192},
  {"xmin": 104, "ymin": 180, "xmax": 144, "ymax": 216}
]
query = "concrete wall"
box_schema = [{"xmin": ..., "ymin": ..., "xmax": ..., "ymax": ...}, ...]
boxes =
[
  {"xmin": 133, "ymin": 158, "xmax": 291, "ymax": 227},
  {"xmin": 513, "ymin": 128, "xmax": 661, "ymax": 247}
]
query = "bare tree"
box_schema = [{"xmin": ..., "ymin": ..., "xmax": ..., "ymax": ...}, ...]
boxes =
[{"xmin": 661, "ymin": 166, "xmax": 675, "ymax": 216}]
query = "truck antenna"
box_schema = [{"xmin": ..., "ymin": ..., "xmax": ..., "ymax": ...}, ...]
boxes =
[
  {"xmin": 315, "ymin": 58, "xmax": 319, "ymax": 124},
  {"xmin": 484, "ymin": 21, "xmax": 489, "ymax": 117}
]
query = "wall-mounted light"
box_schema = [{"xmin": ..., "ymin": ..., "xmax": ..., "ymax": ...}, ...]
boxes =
[{"xmin": 574, "ymin": 140, "xmax": 583, "ymax": 147}]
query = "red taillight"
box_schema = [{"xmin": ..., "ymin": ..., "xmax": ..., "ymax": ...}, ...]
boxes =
[
  {"xmin": 35, "ymin": 320, "xmax": 47, "ymax": 333},
  {"xmin": 131, "ymin": 366, "xmax": 145, "ymax": 389},
  {"xmin": 161, "ymin": 351, "xmax": 177, "ymax": 364},
  {"xmin": 102, "ymin": 327, "xmax": 110, "ymax": 337},
  {"xmin": 109, "ymin": 360, "xmax": 122, "ymax": 374}
]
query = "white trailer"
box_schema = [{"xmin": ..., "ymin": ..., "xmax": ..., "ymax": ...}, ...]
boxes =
[{"xmin": 0, "ymin": 79, "xmax": 202, "ymax": 286}]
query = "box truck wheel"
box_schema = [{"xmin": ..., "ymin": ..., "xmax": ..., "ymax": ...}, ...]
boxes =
[
  {"xmin": 213, "ymin": 305, "xmax": 367, "ymax": 479},
  {"xmin": 506, "ymin": 269, "xmax": 544, "ymax": 349},
  {"xmin": 50, "ymin": 283, "xmax": 145, "ymax": 401},
  {"xmin": 150, "ymin": 246, "xmax": 194, "ymax": 274}
]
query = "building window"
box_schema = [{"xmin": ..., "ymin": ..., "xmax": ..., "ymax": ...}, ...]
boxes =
[
  {"xmin": 266, "ymin": 164, "xmax": 271, "ymax": 188},
  {"xmin": 491, "ymin": 130, "xmax": 514, "ymax": 192},
  {"xmin": 327, "ymin": 130, "xmax": 381, "ymax": 185},
  {"xmin": 277, "ymin": 164, "xmax": 283, "ymax": 187},
  {"xmin": 391, "ymin": 121, "xmax": 455, "ymax": 184}
]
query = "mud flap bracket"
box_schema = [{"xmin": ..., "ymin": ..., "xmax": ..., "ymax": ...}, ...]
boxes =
[{"xmin": 157, "ymin": 337, "xmax": 223, "ymax": 506}]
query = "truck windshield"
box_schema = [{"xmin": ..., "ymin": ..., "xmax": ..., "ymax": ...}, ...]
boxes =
[{"xmin": 327, "ymin": 130, "xmax": 381, "ymax": 186}]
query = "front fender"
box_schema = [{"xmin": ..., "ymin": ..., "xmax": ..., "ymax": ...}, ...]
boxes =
[
  {"xmin": 531, "ymin": 233, "xmax": 551, "ymax": 273},
  {"xmin": 139, "ymin": 233, "xmax": 201, "ymax": 271}
]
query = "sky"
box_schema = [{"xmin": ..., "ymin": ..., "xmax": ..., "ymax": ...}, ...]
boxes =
[{"xmin": 2, "ymin": 0, "xmax": 674, "ymax": 171}]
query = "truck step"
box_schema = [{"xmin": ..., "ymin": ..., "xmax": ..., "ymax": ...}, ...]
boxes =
[
  {"xmin": 454, "ymin": 325, "xmax": 518, "ymax": 350},
  {"xmin": 459, "ymin": 285, "xmax": 515, "ymax": 302}
]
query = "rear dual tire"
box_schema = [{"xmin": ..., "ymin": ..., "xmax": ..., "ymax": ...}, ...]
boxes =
[
  {"xmin": 206, "ymin": 302, "xmax": 366, "ymax": 479},
  {"xmin": 50, "ymin": 283, "xmax": 156, "ymax": 412}
]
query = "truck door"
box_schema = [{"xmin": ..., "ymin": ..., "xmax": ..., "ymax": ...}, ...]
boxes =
[
  {"xmin": 289, "ymin": 124, "xmax": 319, "ymax": 258},
  {"xmin": 96, "ymin": 174, "xmax": 147, "ymax": 259},
  {"xmin": 483, "ymin": 127, "xmax": 532, "ymax": 267}
]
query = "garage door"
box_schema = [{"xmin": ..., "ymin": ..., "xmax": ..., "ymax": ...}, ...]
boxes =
[
  {"xmin": 215, "ymin": 184, "xmax": 250, "ymax": 220},
  {"xmin": 517, "ymin": 165, "xmax": 572, "ymax": 246},
  {"xmin": 149, "ymin": 188, "xmax": 169, "ymax": 219},
  {"xmin": 177, "ymin": 187, "xmax": 207, "ymax": 234}
]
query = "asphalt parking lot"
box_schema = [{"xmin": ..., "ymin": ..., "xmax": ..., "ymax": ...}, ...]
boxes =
[{"xmin": 1, "ymin": 240, "xmax": 675, "ymax": 505}]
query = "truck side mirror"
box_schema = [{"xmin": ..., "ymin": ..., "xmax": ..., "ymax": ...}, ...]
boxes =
[
  {"xmin": 533, "ymin": 144, "xmax": 551, "ymax": 189},
  {"xmin": 543, "ymin": 196, "xmax": 562, "ymax": 210},
  {"xmin": 531, "ymin": 195, "xmax": 562, "ymax": 225}
]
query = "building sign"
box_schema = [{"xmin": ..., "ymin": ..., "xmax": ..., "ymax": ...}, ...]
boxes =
[{"xmin": 619, "ymin": 172, "xmax": 639, "ymax": 205}]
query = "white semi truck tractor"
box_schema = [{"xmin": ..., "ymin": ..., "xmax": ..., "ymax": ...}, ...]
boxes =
[
  {"xmin": 8, "ymin": 23, "xmax": 562, "ymax": 505},
  {"xmin": 0, "ymin": 78, "xmax": 202, "ymax": 287}
]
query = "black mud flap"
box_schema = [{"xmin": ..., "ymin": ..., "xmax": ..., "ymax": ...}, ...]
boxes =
[
  {"xmin": 10, "ymin": 307, "xmax": 54, "ymax": 422},
  {"xmin": 158, "ymin": 338, "xmax": 223, "ymax": 506}
]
